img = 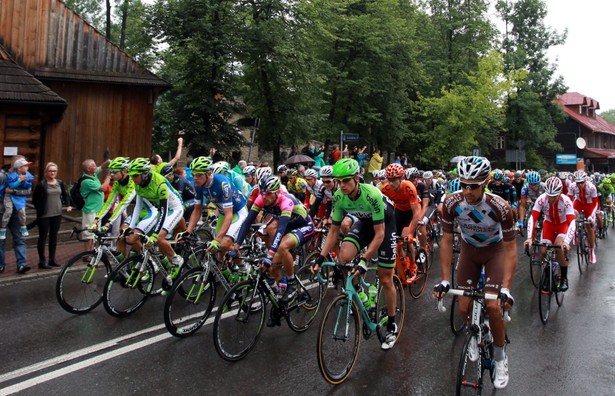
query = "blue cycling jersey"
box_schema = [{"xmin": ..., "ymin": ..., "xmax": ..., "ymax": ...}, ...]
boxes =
[{"xmin": 195, "ymin": 174, "xmax": 247, "ymax": 213}]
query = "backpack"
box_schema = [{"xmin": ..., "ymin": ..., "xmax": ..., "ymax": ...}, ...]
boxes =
[{"xmin": 69, "ymin": 176, "xmax": 88, "ymax": 210}]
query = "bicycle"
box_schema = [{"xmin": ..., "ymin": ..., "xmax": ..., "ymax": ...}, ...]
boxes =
[
  {"xmin": 163, "ymin": 226, "xmax": 267, "ymax": 337},
  {"xmin": 102, "ymin": 231, "xmax": 194, "ymax": 317},
  {"xmin": 449, "ymin": 229, "xmax": 466, "ymax": 336},
  {"xmin": 532, "ymin": 243, "xmax": 566, "ymax": 325},
  {"xmin": 575, "ymin": 211, "xmax": 590, "ymax": 274},
  {"xmin": 525, "ymin": 216, "xmax": 544, "ymax": 288},
  {"xmin": 315, "ymin": 259, "xmax": 405, "ymax": 385},
  {"xmin": 437, "ymin": 285, "xmax": 511, "ymax": 395},
  {"xmin": 212, "ymin": 256, "xmax": 324, "ymax": 361},
  {"xmin": 56, "ymin": 228, "xmax": 122, "ymax": 314},
  {"xmin": 394, "ymin": 236, "xmax": 429, "ymax": 299}
]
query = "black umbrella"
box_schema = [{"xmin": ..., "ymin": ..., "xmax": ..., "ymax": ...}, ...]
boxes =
[{"xmin": 285, "ymin": 154, "xmax": 315, "ymax": 165}]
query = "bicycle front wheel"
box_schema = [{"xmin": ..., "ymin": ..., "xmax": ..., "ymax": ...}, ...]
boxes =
[
  {"xmin": 529, "ymin": 245, "xmax": 542, "ymax": 289},
  {"xmin": 213, "ymin": 279, "xmax": 266, "ymax": 361},
  {"xmin": 164, "ymin": 266, "xmax": 216, "ymax": 337},
  {"xmin": 409, "ymin": 248, "xmax": 429, "ymax": 299},
  {"xmin": 538, "ymin": 266, "xmax": 551, "ymax": 325},
  {"xmin": 456, "ymin": 333, "xmax": 482, "ymax": 396},
  {"xmin": 286, "ymin": 264, "xmax": 324, "ymax": 332},
  {"xmin": 56, "ymin": 251, "xmax": 111, "ymax": 314},
  {"xmin": 376, "ymin": 274, "xmax": 406, "ymax": 336},
  {"xmin": 317, "ymin": 295, "xmax": 362, "ymax": 385},
  {"xmin": 103, "ymin": 256, "xmax": 154, "ymax": 318}
]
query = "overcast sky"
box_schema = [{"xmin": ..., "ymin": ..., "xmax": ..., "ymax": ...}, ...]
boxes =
[{"xmin": 543, "ymin": 0, "xmax": 613, "ymax": 112}]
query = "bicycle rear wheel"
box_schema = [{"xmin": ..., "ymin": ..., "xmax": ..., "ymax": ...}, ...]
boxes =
[
  {"xmin": 409, "ymin": 248, "xmax": 428, "ymax": 299},
  {"xmin": 317, "ymin": 295, "xmax": 362, "ymax": 385},
  {"xmin": 286, "ymin": 264, "xmax": 324, "ymax": 332},
  {"xmin": 456, "ymin": 333, "xmax": 482, "ymax": 395},
  {"xmin": 164, "ymin": 266, "xmax": 216, "ymax": 337},
  {"xmin": 213, "ymin": 279, "xmax": 266, "ymax": 361},
  {"xmin": 56, "ymin": 251, "xmax": 111, "ymax": 314},
  {"xmin": 103, "ymin": 256, "xmax": 154, "ymax": 318},
  {"xmin": 376, "ymin": 275, "xmax": 406, "ymax": 335},
  {"xmin": 538, "ymin": 265, "xmax": 551, "ymax": 325},
  {"xmin": 576, "ymin": 233, "xmax": 588, "ymax": 274}
]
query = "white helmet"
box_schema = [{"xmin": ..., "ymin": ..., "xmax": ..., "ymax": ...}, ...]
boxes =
[
  {"xmin": 304, "ymin": 169, "xmax": 318, "ymax": 178},
  {"xmin": 457, "ymin": 156, "xmax": 491, "ymax": 181},
  {"xmin": 405, "ymin": 167, "xmax": 420, "ymax": 180},
  {"xmin": 320, "ymin": 165, "xmax": 333, "ymax": 178},
  {"xmin": 376, "ymin": 169, "xmax": 386, "ymax": 179},
  {"xmin": 255, "ymin": 166, "xmax": 273, "ymax": 181},
  {"xmin": 210, "ymin": 161, "xmax": 229, "ymax": 175},
  {"xmin": 423, "ymin": 171, "xmax": 434, "ymax": 179},
  {"xmin": 544, "ymin": 176, "xmax": 563, "ymax": 196},
  {"xmin": 243, "ymin": 165, "xmax": 256, "ymax": 176},
  {"xmin": 573, "ymin": 170, "xmax": 587, "ymax": 182}
]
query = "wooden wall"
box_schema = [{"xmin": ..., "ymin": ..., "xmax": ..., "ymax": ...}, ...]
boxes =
[
  {"xmin": 43, "ymin": 81, "xmax": 154, "ymax": 183},
  {"xmin": 0, "ymin": 108, "xmax": 42, "ymax": 176}
]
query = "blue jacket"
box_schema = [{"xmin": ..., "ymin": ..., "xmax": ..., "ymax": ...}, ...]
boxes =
[{"xmin": 6, "ymin": 170, "xmax": 34, "ymax": 210}]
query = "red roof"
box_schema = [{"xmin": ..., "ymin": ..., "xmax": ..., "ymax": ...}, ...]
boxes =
[
  {"xmin": 583, "ymin": 148, "xmax": 615, "ymax": 159},
  {"xmin": 556, "ymin": 92, "xmax": 615, "ymax": 135}
]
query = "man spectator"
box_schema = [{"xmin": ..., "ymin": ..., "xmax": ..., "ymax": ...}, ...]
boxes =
[
  {"xmin": 329, "ymin": 144, "xmax": 341, "ymax": 165},
  {"xmin": 80, "ymin": 159, "xmax": 111, "ymax": 252},
  {"xmin": 151, "ymin": 137, "xmax": 183, "ymax": 174},
  {"xmin": 232, "ymin": 160, "xmax": 247, "ymax": 178}
]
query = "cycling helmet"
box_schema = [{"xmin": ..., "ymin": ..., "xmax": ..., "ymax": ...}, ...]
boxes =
[
  {"xmin": 603, "ymin": 178, "xmax": 612, "ymax": 185},
  {"xmin": 243, "ymin": 165, "xmax": 256, "ymax": 176},
  {"xmin": 287, "ymin": 168, "xmax": 299, "ymax": 177},
  {"xmin": 544, "ymin": 176, "xmax": 563, "ymax": 196},
  {"xmin": 109, "ymin": 156, "xmax": 130, "ymax": 170},
  {"xmin": 277, "ymin": 165, "xmax": 288, "ymax": 173},
  {"xmin": 189, "ymin": 156, "xmax": 212, "ymax": 172},
  {"xmin": 375, "ymin": 169, "xmax": 386, "ymax": 179},
  {"xmin": 332, "ymin": 158, "xmax": 360, "ymax": 178},
  {"xmin": 514, "ymin": 171, "xmax": 523, "ymax": 179},
  {"xmin": 160, "ymin": 164, "xmax": 174, "ymax": 177},
  {"xmin": 423, "ymin": 171, "xmax": 434, "ymax": 179},
  {"xmin": 210, "ymin": 161, "xmax": 229, "ymax": 175},
  {"xmin": 127, "ymin": 157, "xmax": 151, "ymax": 176},
  {"xmin": 557, "ymin": 171, "xmax": 568, "ymax": 179},
  {"xmin": 259, "ymin": 175, "xmax": 281, "ymax": 193},
  {"xmin": 320, "ymin": 165, "xmax": 333, "ymax": 178},
  {"xmin": 405, "ymin": 167, "xmax": 420, "ymax": 180},
  {"xmin": 385, "ymin": 163, "xmax": 405, "ymax": 179},
  {"xmin": 448, "ymin": 178, "xmax": 461, "ymax": 192},
  {"xmin": 493, "ymin": 170, "xmax": 504, "ymax": 181},
  {"xmin": 457, "ymin": 156, "xmax": 491, "ymax": 181},
  {"xmin": 255, "ymin": 166, "xmax": 272, "ymax": 180},
  {"xmin": 526, "ymin": 171, "xmax": 541, "ymax": 185},
  {"xmin": 573, "ymin": 170, "xmax": 587, "ymax": 182},
  {"xmin": 304, "ymin": 169, "xmax": 318, "ymax": 178}
]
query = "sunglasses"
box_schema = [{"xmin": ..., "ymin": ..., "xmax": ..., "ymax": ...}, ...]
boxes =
[
  {"xmin": 110, "ymin": 170, "xmax": 121, "ymax": 175},
  {"xmin": 335, "ymin": 177, "xmax": 354, "ymax": 184},
  {"xmin": 192, "ymin": 172, "xmax": 207, "ymax": 177},
  {"xmin": 460, "ymin": 181, "xmax": 484, "ymax": 190},
  {"xmin": 261, "ymin": 190, "xmax": 276, "ymax": 196},
  {"xmin": 387, "ymin": 177, "xmax": 400, "ymax": 182},
  {"xmin": 322, "ymin": 180, "xmax": 334, "ymax": 184}
]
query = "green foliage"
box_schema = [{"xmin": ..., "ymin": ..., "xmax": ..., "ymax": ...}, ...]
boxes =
[{"xmin": 600, "ymin": 109, "xmax": 615, "ymax": 125}]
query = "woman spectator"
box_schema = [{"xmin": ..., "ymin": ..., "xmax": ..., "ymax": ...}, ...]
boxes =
[{"xmin": 32, "ymin": 162, "xmax": 72, "ymax": 269}]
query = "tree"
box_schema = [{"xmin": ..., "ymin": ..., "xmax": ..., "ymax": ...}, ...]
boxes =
[
  {"xmin": 496, "ymin": 0, "xmax": 568, "ymax": 168},
  {"xmin": 600, "ymin": 109, "xmax": 615, "ymax": 125},
  {"xmin": 64, "ymin": 0, "xmax": 105, "ymax": 30}
]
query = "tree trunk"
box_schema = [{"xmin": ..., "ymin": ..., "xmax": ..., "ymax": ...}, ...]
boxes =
[{"xmin": 105, "ymin": 0, "xmax": 112, "ymax": 40}]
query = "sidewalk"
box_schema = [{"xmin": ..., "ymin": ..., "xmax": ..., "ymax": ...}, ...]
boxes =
[{"xmin": 0, "ymin": 240, "xmax": 84, "ymax": 283}]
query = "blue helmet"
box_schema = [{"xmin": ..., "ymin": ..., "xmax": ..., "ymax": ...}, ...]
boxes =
[
  {"xmin": 526, "ymin": 171, "xmax": 541, "ymax": 185},
  {"xmin": 448, "ymin": 178, "xmax": 461, "ymax": 192},
  {"xmin": 493, "ymin": 170, "xmax": 504, "ymax": 181}
]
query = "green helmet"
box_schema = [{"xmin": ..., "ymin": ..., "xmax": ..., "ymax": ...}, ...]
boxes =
[
  {"xmin": 332, "ymin": 158, "xmax": 359, "ymax": 178},
  {"xmin": 603, "ymin": 178, "xmax": 612, "ymax": 185},
  {"xmin": 189, "ymin": 156, "xmax": 212, "ymax": 172},
  {"xmin": 610, "ymin": 173, "xmax": 615, "ymax": 180},
  {"xmin": 127, "ymin": 157, "xmax": 151, "ymax": 176},
  {"xmin": 109, "ymin": 156, "xmax": 130, "ymax": 170}
]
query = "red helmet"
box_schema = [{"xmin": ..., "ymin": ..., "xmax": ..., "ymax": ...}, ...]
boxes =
[{"xmin": 385, "ymin": 163, "xmax": 405, "ymax": 179}]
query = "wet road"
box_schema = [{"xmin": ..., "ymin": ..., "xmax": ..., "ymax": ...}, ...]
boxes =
[{"xmin": 1, "ymin": 236, "xmax": 614, "ymax": 395}]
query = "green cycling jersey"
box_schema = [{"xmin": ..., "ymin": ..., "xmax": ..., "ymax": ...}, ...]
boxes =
[
  {"xmin": 331, "ymin": 183, "xmax": 386, "ymax": 225},
  {"xmin": 96, "ymin": 177, "xmax": 137, "ymax": 224}
]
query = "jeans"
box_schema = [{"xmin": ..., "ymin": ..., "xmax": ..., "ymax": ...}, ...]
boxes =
[
  {"xmin": 0, "ymin": 210, "xmax": 28, "ymax": 269},
  {"xmin": 37, "ymin": 215, "xmax": 62, "ymax": 263}
]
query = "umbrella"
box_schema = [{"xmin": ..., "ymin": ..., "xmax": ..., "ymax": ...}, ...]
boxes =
[
  {"xmin": 285, "ymin": 154, "xmax": 315, "ymax": 165},
  {"xmin": 450, "ymin": 155, "xmax": 466, "ymax": 163}
]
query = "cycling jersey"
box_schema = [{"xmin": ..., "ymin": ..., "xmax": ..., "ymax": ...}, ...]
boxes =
[
  {"xmin": 521, "ymin": 183, "xmax": 546, "ymax": 202},
  {"xmin": 527, "ymin": 193, "xmax": 575, "ymax": 244},
  {"xmin": 236, "ymin": 193, "xmax": 312, "ymax": 256},
  {"xmin": 380, "ymin": 180, "xmax": 420, "ymax": 212},
  {"xmin": 225, "ymin": 169, "xmax": 251, "ymax": 197},
  {"xmin": 568, "ymin": 181, "xmax": 599, "ymax": 219},
  {"xmin": 196, "ymin": 174, "xmax": 247, "ymax": 213},
  {"xmin": 308, "ymin": 183, "xmax": 335, "ymax": 219},
  {"xmin": 287, "ymin": 177, "xmax": 308, "ymax": 201},
  {"xmin": 487, "ymin": 181, "xmax": 516, "ymax": 203},
  {"xmin": 441, "ymin": 192, "xmax": 515, "ymax": 247},
  {"xmin": 132, "ymin": 171, "xmax": 183, "ymax": 234},
  {"xmin": 425, "ymin": 179, "xmax": 445, "ymax": 206},
  {"xmin": 414, "ymin": 181, "xmax": 430, "ymax": 202},
  {"xmin": 169, "ymin": 174, "xmax": 196, "ymax": 208},
  {"xmin": 96, "ymin": 177, "xmax": 137, "ymax": 224}
]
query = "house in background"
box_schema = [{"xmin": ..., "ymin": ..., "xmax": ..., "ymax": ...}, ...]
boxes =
[{"xmin": 0, "ymin": 0, "xmax": 170, "ymax": 182}]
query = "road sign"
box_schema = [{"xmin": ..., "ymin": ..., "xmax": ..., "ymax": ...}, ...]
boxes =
[
  {"xmin": 343, "ymin": 133, "xmax": 360, "ymax": 142},
  {"xmin": 556, "ymin": 154, "xmax": 577, "ymax": 165}
]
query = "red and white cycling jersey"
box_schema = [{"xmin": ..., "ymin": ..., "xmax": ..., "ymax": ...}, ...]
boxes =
[
  {"xmin": 567, "ymin": 181, "xmax": 598, "ymax": 219},
  {"xmin": 527, "ymin": 193, "xmax": 575, "ymax": 244}
]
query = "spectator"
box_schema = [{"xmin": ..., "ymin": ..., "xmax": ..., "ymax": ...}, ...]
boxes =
[
  {"xmin": 341, "ymin": 144, "xmax": 350, "ymax": 158},
  {"xmin": 314, "ymin": 145, "xmax": 326, "ymax": 169},
  {"xmin": 32, "ymin": 162, "xmax": 73, "ymax": 269},
  {"xmin": 356, "ymin": 146, "xmax": 368, "ymax": 167},
  {"xmin": 80, "ymin": 159, "xmax": 111, "ymax": 252},
  {"xmin": 368, "ymin": 149, "xmax": 384, "ymax": 173},
  {"xmin": 151, "ymin": 137, "xmax": 183, "ymax": 174},
  {"xmin": 232, "ymin": 160, "xmax": 247, "ymax": 178},
  {"xmin": 329, "ymin": 144, "xmax": 341, "ymax": 165},
  {"xmin": 279, "ymin": 150, "xmax": 289, "ymax": 166},
  {"xmin": 0, "ymin": 158, "xmax": 34, "ymax": 239}
]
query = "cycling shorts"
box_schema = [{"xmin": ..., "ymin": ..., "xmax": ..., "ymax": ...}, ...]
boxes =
[
  {"xmin": 456, "ymin": 239, "xmax": 505, "ymax": 293},
  {"xmin": 540, "ymin": 221, "xmax": 570, "ymax": 244},
  {"xmin": 344, "ymin": 216, "xmax": 397, "ymax": 269},
  {"xmin": 284, "ymin": 216, "xmax": 315, "ymax": 249},
  {"xmin": 216, "ymin": 206, "xmax": 249, "ymax": 241}
]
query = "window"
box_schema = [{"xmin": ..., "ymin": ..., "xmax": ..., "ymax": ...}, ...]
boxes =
[{"xmin": 495, "ymin": 135, "xmax": 505, "ymax": 150}]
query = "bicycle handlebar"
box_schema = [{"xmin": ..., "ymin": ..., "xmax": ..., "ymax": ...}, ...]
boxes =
[{"xmin": 436, "ymin": 289, "xmax": 511, "ymax": 322}]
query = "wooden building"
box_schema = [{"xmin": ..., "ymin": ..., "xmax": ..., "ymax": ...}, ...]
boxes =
[{"xmin": 0, "ymin": 0, "xmax": 170, "ymax": 182}]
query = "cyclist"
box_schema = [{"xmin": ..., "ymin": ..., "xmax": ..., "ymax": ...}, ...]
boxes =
[
  {"xmin": 125, "ymin": 158, "xmax": 185, "ymax": 269},
  {"xmin": 210, "ymin": 161, "xmax": 251, "ymax": 197},
  {"xmin": 406, "ymin": 167, "xmax": 432, "ymax": 253},
  {"xmin": 160, "ymin": 163, "xmax": 197, "ymax": 222},
  {"xmin": 597, "ymin": 177, "xmax": 614, "ymax": 235},
  {"xmin": 523, "ymin": 176, "xmax": 574, "ymax": 291},
  {"xmin": 381, "ymin": 163, "xmax": 421, "ymax": 240},
  {"xmin": 184, "ymin": 156, "xmax": 249, "ymax": 260},
  {"xmin": 234, "ymin": 175, "xmax": 315, "ymax": 325},
  {"xmin": 518, "ymin": 171, "xmax": 545, "ymax": 231},
  {"xmin": 243, "ymin": 165, "xmax": 257, "ymax": 188},
  {"xmin": 434, "ymin": 156, "xmax": 516, "ymax": 390},
  {"xmin": 303, "ymin": 168, "xmax": 323, "ymax": 213},
  {"xmin": 567, "ymin": 170, "xmax": 599, "ymax": 264},
  {"xmin": 286, "ymin": 168, "xmax": 307, "ymax": 202},
  {"xmin": 312, "ymin": 158, "xmax": 399, "ymax": 350}
]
